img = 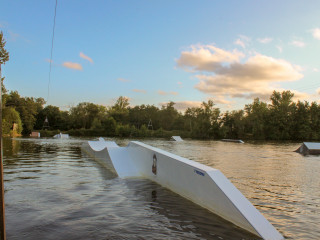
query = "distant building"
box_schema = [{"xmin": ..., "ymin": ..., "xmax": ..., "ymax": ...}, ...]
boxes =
[{"xmin": 30, "ymin": 132, "xmax": 40, "ymax": 138}]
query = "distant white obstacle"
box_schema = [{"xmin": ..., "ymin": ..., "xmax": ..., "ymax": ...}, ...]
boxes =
[
  {"xmin": 170, "ymin": 136, "xmax": 183, "ymax": 141},
  {"xmin": 295, "ymin": 142, "xmax": 320, "ymax": 155},
  {"xmin": 83, "ymin": 138, "xmax": 283, "ymax": 239},
  {"xmin": 221, "ymin": 139, "xmax": 244, "ymax": 143},
  {"xmin": 53, "ymin": 133, "xmax": 69, "ymax": 139}
]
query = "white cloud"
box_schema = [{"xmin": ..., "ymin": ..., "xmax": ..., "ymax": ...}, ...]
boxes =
[
  {"xmin": 234, "ymin": 39, "xmax": 246, "ymax": 48},
  {"xmin": 234, "ymin": 35, "xmax": 251, "ymax": 48},
  {"xmin": 8, "ymin": 30, "xmax": 31, "ymax": 43},
  {"xmin": 62, "ymin": 62, "xmax": 83, "ymax": 70},
  {"xmin": 311, "ymin": 28, "xmax": 320, "ymax": 40},
  {"xmin": 0, "ymin": 21, "xmax": 9, "ymax": 28},
  {"xmin": 176, "ymin": 44, "xmax": 244, "ymax": 72},
  {"xmin": 117, "ymin": 78, "xmax": 130, "ymax": 82},
  {"xmin": 177, "ymin": 44, "xmax": 304, "ymax": 102},
  {"xmin": 80, "ymin": 52, "xmax": 93, "ymax": 63},
  {"xmin": 276, "ymin": 46, "xmax": 283, "ymax": 53},
  {"xmin": 258, "ymin": 37, "xmax": 273, "ymax": 44},
  {"xmin": 313, "ymin": 68, "xmax": 319, "ymax": 72},
  {"xmin": 8, "ymin": 31, "xmax": 20, "ymax": 41},
  {"xmin": 290, "ymin": 40, "xmax": 305, "ymax": 48},
  {"xmin": 132, "ymin": 89, "xmax": 147, "ymax": 93}
]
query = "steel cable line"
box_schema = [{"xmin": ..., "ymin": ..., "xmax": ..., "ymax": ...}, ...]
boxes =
[{"xmin": 47, "ymin": 0, "xmax": 58, "ymax": 104}]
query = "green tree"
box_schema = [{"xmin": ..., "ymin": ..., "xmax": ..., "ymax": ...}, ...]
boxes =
[
  {"xmin": 291, "ymin": 101, "xmax": 312, "ymax": 140},
  {"xmin": 1, "ymin": 31, "xmax": 10, "ymax": 132},
  {"xmin": 0, "ymin": 31, "xmax": 9, "ymax": 85},
  {"xmin": 310, "ymin": 102, "xmax": 320, "ymax": 140},
  {"xmin": 91, "ymin": 118, "xmax": 102, "ymax": 130},
  {"xmin": 108, "ymin": 96, "xmax": 130, "ymax": 124},
  {"xmin": 102, "ymin": 117, "xmax": 117, "ymax": 136},
  {"xmin": 159, "ymin": 101, "xmax": 179, "ymax": 130},
  {"xmin": 35, "ymin": 105, "xmax": 70, "ymax": 130},
  {"xmin": 2, "ymin": 107, "xmax": 22, "ymax": 135},
  {"xmin": 185, "ymin": 100, "xmax": 220, "ymax": 138},
  {"xmin": 267, "ymin": 90, "xmax": 295, "ymax": 140},
  {"xmin": 5, "ymin": 91, "xmax": 45, "ymax": 134},
  {"xmin": 70, "ymin": 102, "xmax": 107, "ymax": 129},
  {"xmin": 244, "ymin": 98, "xmax": 268, "ymax": 139},
  {"xmin": 129, "ymin": 104, "xmax": 160, "ymax": 130}
]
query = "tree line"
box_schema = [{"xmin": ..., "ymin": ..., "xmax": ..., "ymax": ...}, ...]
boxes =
[{"xmin": 2, "ymin": 87, "xmax": 320, "ymax": 140}]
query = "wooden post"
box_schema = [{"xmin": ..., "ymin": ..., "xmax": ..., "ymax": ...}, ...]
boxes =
[{"xmin": 0, "ymin": 64, "xmax": 6, "ymax": 240}]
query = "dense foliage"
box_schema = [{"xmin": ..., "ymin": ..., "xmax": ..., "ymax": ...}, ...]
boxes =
[{"xmin": 2, "ymin": 88, "xmax": 320, "ymax": 140}]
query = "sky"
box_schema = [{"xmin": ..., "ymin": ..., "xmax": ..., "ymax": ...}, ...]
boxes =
[{"xmin": 1, "ymin": 0, "xmax": 320, "ymax": 111}]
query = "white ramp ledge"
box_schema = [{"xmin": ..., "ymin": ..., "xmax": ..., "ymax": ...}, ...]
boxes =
[
  {"xmin": 170, "ymin": 136, "xmax": 183, "ymax": 141},
  {"xmin": 83, "ymin": 138, "xmax": 283, "ymax": 240}
]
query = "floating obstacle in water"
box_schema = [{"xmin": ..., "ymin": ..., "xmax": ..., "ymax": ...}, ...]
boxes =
[
  {"xmin": 170, "ymin": 136, "xmax": 183, "ymax": 141},
  {"xmin": 221, "ymin": 139, "xmax": 244, "ymax": 143},
  {"xmin": 295, "ymin": 142, "xmax": 320, "ymax": 155},
  {"xmin": 53, "ymin": 133, "xmax": 69, "ymax": 139},
  {"xmin": 82, "ymin": 138, "xmax": 283, "ymax": 239}
]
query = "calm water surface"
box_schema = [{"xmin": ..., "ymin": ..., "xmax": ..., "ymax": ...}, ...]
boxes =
[{"xmin": 3, "ymin": 137, "xmax": 320, "ymax": 239}]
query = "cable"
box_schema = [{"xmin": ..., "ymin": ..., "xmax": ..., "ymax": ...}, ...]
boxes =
[{"xmin": 47, "ymin": 0, "xmax": 58, "ymax": 104}]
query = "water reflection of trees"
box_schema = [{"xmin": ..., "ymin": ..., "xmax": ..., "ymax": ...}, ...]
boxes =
[{"xmin": 125, "ymin": 179, "xmax": 260, "ymax": 240}]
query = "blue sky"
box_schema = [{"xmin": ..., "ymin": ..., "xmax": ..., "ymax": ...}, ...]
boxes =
[{"xmin": 1, "ymin": 0, "xmax": 320, "ymax": 111}]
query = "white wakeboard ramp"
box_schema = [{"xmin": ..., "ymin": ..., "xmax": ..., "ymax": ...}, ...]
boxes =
[{"xmin": 83, "ymin": 138, "xmax": 283, "ymax": 240}]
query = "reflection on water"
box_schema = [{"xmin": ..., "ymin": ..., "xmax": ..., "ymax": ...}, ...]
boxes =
[{"xmin": 3, "ymin": 137, "xmax": 320, "ymax": 239}]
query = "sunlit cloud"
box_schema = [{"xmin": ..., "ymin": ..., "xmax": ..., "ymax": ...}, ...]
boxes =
[
  {"xmin": 317, "ymin": 88, "xmax": 320, "ymax": 95},
  {"xmin": 207, "ymin": 96, "xmax": 233, "ymax": 105},
  {"xmin": 311, "ymin": 28, "xmax": 320, "ymax": 40},
  {"xmin": 157, "ymin": 90, "xmax": 178, "ymax": 96},
  {"xmin": 80, "ymin": 52, "xmax": 93, "ymax": 63},
  {"xmin": 290, "ymin": 40, "xmax": 305, "ymax": 48},
  {"xmin": 176, "ymin": 44, "xmax": 244, "ymax": 72},
  {"xmin": 159, "ymin": 101, "xmax": 202, "ymax": 111},
  {"xmin": 117, "ymin": 78, "xmax": 131, "ymax": 82},
  {"xmin": 62, "ymin": 62, "xmax": 83, "ymax": 70},
  {"xmin": 177, "ymin": 44, "xmax": 305, "ymax": 102},
  {"xmin": 258, "ymin": 37, "xmax": 273, "ymax": 44},
  {"xmin": 132, "ymin": 89, "xmax": 147, "ymax": 93},
  {"xmin": 157, "ymin": 90, "xmax": 167, "ymax": 95}
]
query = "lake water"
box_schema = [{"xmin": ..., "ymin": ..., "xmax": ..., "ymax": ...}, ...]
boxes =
[{"xmin": 2, "ymin": 137, "xmax": 320, "ymax": 239}]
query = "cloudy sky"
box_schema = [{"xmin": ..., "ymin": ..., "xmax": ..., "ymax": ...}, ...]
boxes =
[{"xmin": 1, "ymin": 0, "xmax": 320, "ymax": 111}]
